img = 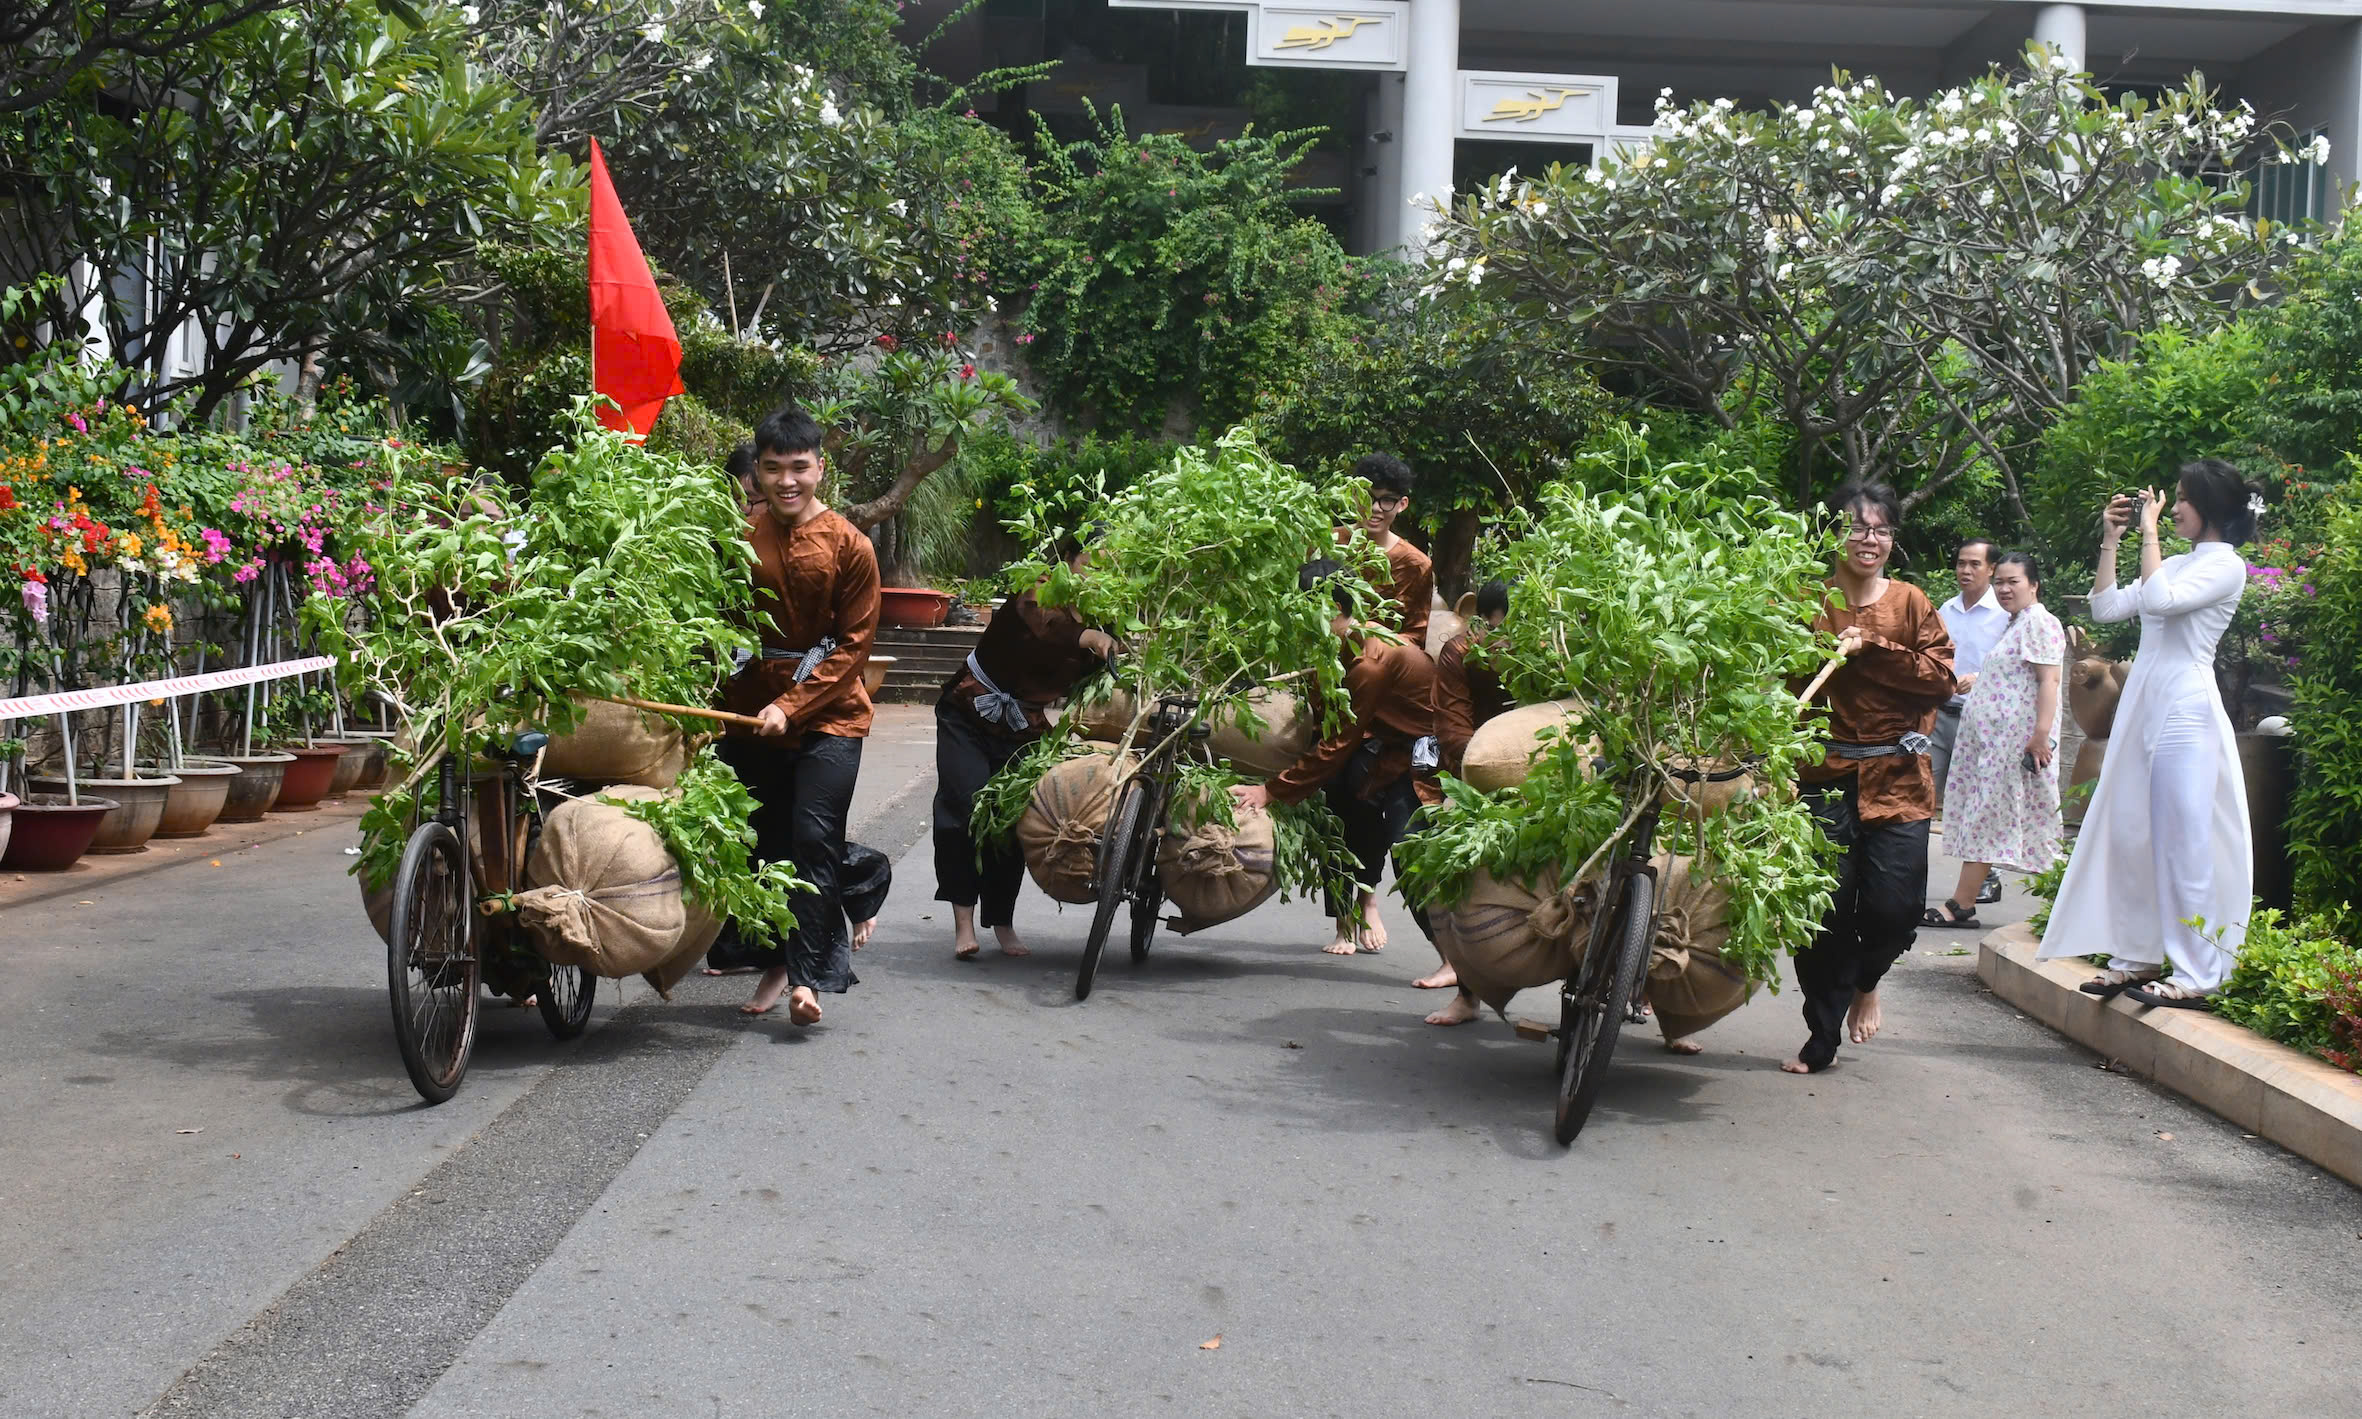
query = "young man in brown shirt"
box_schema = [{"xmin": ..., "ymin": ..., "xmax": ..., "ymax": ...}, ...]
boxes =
[
  {"xmin": 1786, "ymin": 480, "xmax": 1955, "ymax": 1073},
  {"xmin": 717, "ymin": 407, "xmax": 881, "ymax": 1027},
  {"xmin": 1410, "ymin": 578, "xmax": 1515, "ymax": 1021},
  {"xmin": 1335, "ymin": 454, "xmax": 1434, "ymax": 649},
  {"xmin": 933, "ymin": 538, "xmax": 1119, "ymax": 962},
  {"xmin": 1232, "ymin": 559, "xmax": 1435, "ymax": 957}
]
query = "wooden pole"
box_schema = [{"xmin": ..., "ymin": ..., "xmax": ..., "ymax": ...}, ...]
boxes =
[
  {"xmin": 589, "ymin": 694, "xmax": 768, "ymax": 731},
  {"xmin": 1793, "ymin": 652, "xmax": 1846, "ymax": 714}
]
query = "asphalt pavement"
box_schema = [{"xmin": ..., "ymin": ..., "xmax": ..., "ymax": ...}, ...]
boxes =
[{"xmin": 5, "ymin": 711, "xmax": 2359, "ymax": 1416}]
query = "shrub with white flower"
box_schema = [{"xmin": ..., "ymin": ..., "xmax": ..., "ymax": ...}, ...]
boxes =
[{"xmin": 1430, "ymin": 45, "xmax": 2304, "ymax": 517}]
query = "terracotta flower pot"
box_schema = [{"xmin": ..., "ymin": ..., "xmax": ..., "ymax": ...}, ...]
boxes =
[
  {"xmin": 0, "ymin": 791, "xmax": 15, "ymax": 862},
  {"xmin": 270, "ymin": 744, "xmax": 351, "ymax": 812},
  {"xmin": 143, "ymin": 760, "xmax": 238, "ymax": 838},
  {"xmin": 214, "ymin": 752, "xmax": 295, "ymax": 822},
  {"xmin": 878, "ymin": 586, "xmax": 952, "ymax": 628},
  {"xmin": 0, "ymin": 793, "xmax": 120, "ymax": 870},
  {"xmin": 29, "ymin": 775, "xmax": 178, "ymax": 854},
  {"xmin": 330, "ymin": 734, "xmax": 393, "ymax": 790},
  {"xmin": 863, "ymin": 656, "xmax": 896, "ymax": 698}
]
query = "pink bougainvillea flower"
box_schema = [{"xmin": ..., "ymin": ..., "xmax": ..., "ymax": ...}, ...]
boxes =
[{"xmin": 20, "ymin": 579, "xmax": 46, "ymax": 626}]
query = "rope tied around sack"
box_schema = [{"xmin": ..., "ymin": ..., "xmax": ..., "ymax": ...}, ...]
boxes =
[{"xmin": 1525, "ymin": 880, "xmax": 1596, "ymax": 945}]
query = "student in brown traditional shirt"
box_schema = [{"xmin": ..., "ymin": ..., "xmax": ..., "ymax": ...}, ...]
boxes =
[
  {"xmin": 935, "ymin": 539, "xmax": 1120, "ymax": 962},
  {"xmin": 1411, "ymin": 579, "xmax": 1515, "ymax": 1021},
  {"xmin": 1335, "ymin": 454, "xmax": 1434, "ymax": 648},
  {"xmin": 1784, "ymin": 480, "xmax": 1955, "ymax": 1074},
  {"xmin": 716, "ymin": 407, "xmax": 881, "ymax": 1027},
  {"xmin": 1231, "ymin": 559, "xmax": 1435, "ymax": 957}
]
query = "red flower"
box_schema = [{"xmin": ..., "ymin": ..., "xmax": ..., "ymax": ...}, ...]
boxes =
[
  {"xmin": 876, "ymin": 333, "xmax": 900, "ymax": 351},
  {"xmin": 959, "ymin": 363, "xmax": 976, "ymax": 380},
  {"xmin": 19, "ymin": 567, "xmax": 44, "ymax": 584},
  {"xmin": 0, "ymin": 486, "xmax": 14, "ymax": 511}
]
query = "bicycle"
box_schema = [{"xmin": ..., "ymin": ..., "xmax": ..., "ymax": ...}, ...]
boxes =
[
  {"xmin": 385, "ymin": 731, "xmax": 595, "ymax": 1104},
  {"xmin": 1075, "ymin": 691, "xmax": 1208, "ymax": 1001},
  {"xmin": 1546, "ymin": 755, "xmax": 1759, "ymax": 1145}
]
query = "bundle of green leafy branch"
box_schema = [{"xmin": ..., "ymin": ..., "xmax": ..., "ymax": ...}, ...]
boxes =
[
  {"xmin": 1394, "ymin": 431, "xmax": 1842, "ymax": 989},
  {"xmin": 1000, "ymin": 424, "xmax": 1391, "ymax": 751},
  {"xmin": 323, "ymin": 400, "xmax": 804, "ymax": 939}
]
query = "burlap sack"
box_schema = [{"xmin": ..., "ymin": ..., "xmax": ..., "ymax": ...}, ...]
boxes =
[
  {"xmin": 513, "ymin": 786, "xmax": 690, "ymax": 979},
  {"xmin": 1016, "ymin": 752, "xmax": 1134, "ymax": 904},
  {"xmin": 1433, "ymin": 867, "xmax": 1598, "ymax": 1013},
  {"xmin": 643, "ymin": 902, "xmax": 724, "ymax": 999},
  {"xmin": 1068, "ymin": 688, "xmax": 1137, "ymax": 743},
  {"xmin": 362, "ymin": 875, "xmax": 394, "ymax": 946},
  {"xmin": 2068, "ymin": 658, "xmax": 2129, "ymax": 739},
  {"xmin": 1658, "ymin": 755, "xmax": 1759, "ymax": 817},
  {"xmin": 1206, "ymin": 688, "xmax": 1316, "ymax": 779},
  {"xmin": 1461, "ymin": 699, "xmax": 1593, "ymax": 793},
  {"xmin": 1158, "ymin": 804, "xmax": 1280, "ymax": 933},
  {"xmin": 1644, "ymin": 855, "xmax": 1754, "ymax": 1041},
  {"xmin": 1425, "ymin": 609, "xmax": 1466, "ymax": 658},
  {"xmin": 544, "ymin": 698, "xmax": 686, "ymax": 789}
]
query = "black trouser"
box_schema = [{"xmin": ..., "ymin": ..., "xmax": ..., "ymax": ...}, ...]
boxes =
[
  {"xmin": 1794, "ymin": 777, "xmax": 1930, "ymax": 1070},
  {"xmin": 1393, "ymin": 804, "xmax": 1438, "ymax": 945},
  {"xmin": 1324, "ymin": 740, "xmax": 1418, "ymax": 920},
  {"xmin": 706, "ymin": 844, "xmax": 890, "ymax": 971},
  {"xmin": 932, "ymin": 691, "xmax": 1032, "ymax": 929},
  {"xmin": 714, "ymin": 731, "xmax": 863, "ymax": 994}
]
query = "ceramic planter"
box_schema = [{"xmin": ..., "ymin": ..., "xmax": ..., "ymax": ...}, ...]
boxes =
[
  {"xmin": 0, "ymin": 791, "xmax": 15, "ymax": 862},
  {"xmin": 0, "ymin": 793, "xmax": 120, "ymax": 870},
  {"xmin": 2239, "ymin": 730, "xmax": 2295, "ymax": 913},
  {"xmin": 214, "ymin": 752, "xmax": 295, "ymax": 822},
  {"xmin": 330, "ymin": 734, "xmax": 393, "ymax": 790},
  {"xmin": 878, "ymin": 586, "xmax": 952, "ymax": 628},
  {"xmin": 862, "ymin": 656, "xmax": 896, "ymax": 698},
  {"xmin": 144, "ymin": 760, "xmax": 239, "ymax": 839},
  {"xmin": 29, "ymin": 775, "xmax": 178, "ymax": 853},
  {"xmin": 270, "ymin": 744, "xmax": 350, "ymax": 811},
  {"xmin": 324, "ymin": 740, "xmax": 371, "ymax": 799}
]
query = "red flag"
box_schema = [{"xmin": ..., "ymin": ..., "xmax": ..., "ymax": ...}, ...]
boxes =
[{"xmin": 587, "ymin": 138, "xmax": 684, "ymax": 439}]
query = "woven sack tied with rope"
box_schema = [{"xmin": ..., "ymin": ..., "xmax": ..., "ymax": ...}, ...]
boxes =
[
  {"xmin": 1644, "ymin": 854, "xmax": 1753, "ymax": 1042},
  {"xmin": 1158, "ymin": 805, "xmax": 1280, "ymax": 933},
  {"xmin": 1460, "ymin": 699, "xmax": 1597, "ymax": 794},
  {"xmin": 514, "ymin": 786, "xmax": 693, "ymax": 979},
  {"xmin": 1434, "ymin": 867, "xmax": 1600, "ymax": 1013},
  {"xmin": 542, "ymin": 698, "xmax": 686, "ymax": 789},
  {"xmin": 1017, "ymin": 751, "xmax": 1134, "ymax": 904},
  {"xmin": 1073, "ymin": 687, "xmax": 1315, "ymax": 782}
]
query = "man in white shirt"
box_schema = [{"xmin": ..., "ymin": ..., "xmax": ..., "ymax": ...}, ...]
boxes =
[{"xmin": 1933, "ymin": 538, "xmax": 2009, "ymax": 900}]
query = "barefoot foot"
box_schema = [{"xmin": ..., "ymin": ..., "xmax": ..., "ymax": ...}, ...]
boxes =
[
  {"xmin": 787, "ymin": 986, "xmax": 822, "ymax": 1026},
  {"xmin": 850, "ymin": 917, "xmax": 875, "ymax": 951},
  {"xmin": 993, "ymin": 925, "xmax": 1031, "ymax": 958},
  {"xmin": 1321, "ymin": 935, "xmax": 1357, "ymax": 956},
  {"xmin": 1847, "ymin": 988, "xmax": 1883, "ymax": 1045},
  {"xmin": 1356, "ymin": 895, "xmax": 1388, "ymax": 953},
  {"xmin": 1663, "ymin": 1036, "xmax": 1704, "ymax": 1055},
  {"xmin": 1411, "ymin": 963, "xmax": 1459, "ymax": 990},
  {"xmin": 1424, "ymin": 992, "xmax": 1480, "ymax": 1027},
  {"xmin": 1779, "ymin": 1056, "xmax": 1814, "ymax": 1074},
  {"xmin": 741, "ymin": 966, "xmax": 791, "ymax": 1015}
]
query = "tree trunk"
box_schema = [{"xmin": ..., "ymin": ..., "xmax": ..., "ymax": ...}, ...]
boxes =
[
  {"xmin": 1431, "ymin": 507, "xmax": 1484, "ymax": 604},
  {"xmin": 843, "ymin": 440, "xmax": 957, "ymax": 532},
  {"xmin": 294, "ymin": 345, "xmax": 327, "ymax": 412}
]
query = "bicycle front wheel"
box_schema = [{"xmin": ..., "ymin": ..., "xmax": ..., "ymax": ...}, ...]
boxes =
[
  {"xmin": 537, "ymin": 962, "xmax": 596, "ymax": 1040},
  {"xmin": 388, "ymin": 822, "xmax": 480, "ymax": 1104},
  {"xmin": 1553, "ymin": 872, "xmax": 1654, "ymax": 1146},
  {"xmin": 1077, "ymin": 779, "xmax": 1146, "ymax": 1001}
]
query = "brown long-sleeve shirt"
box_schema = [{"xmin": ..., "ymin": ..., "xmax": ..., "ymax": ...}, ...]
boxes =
[
  {"xmin": 721, "ymin": 506, "xmax": 879, "ymax": 740},
  {"xmin": 1796, "ymin": 580, "xmax": 1955, "ymax": 824},
  {"xmin": 1417, "ymin": 627, "xmax": 1515, "ymax": 806},
  {"xmin": 1268, "ymin": 638, "xmax": 1437, "ymax": 805},
  {"xmin": 1335, "ymin": 527, "xmax": 1433, "ymax": 648},
  {"xmin": 946, "ymin": 587, "xmax": 1099, "ymax": 735}
]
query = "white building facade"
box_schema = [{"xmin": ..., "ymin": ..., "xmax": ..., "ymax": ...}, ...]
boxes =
[{"xmin": 1100, "ymin": 0, "xmax": 2362, "ymax": 251}]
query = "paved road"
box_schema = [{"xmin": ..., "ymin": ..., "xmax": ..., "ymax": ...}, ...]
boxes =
[{"xmin": 6, "ymin": 715, "xmax": 2359, "ymax": 1416}]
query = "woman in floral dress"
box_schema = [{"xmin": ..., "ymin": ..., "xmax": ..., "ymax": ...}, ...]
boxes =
[{"xmin": 1927, "ymin": 552, "xmax": 2063, "ymax": 928}]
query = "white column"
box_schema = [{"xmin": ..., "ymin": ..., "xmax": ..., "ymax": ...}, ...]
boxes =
[
  {"xmin": 1374, "ymin": 72, "xmax": 1407, "ymax": 252},
  {"xmin": 2033, "ymin": 3, "xmax": 2087, "ymax": 73},
  {"xmin": 1400, "ymin": 0, "xmax": 1460, "ymax": 255}
]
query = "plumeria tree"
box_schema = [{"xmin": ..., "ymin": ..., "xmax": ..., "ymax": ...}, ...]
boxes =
[{"xmin": 1432, "ymin": 50, "xmax": 2312, "ymax": 522}]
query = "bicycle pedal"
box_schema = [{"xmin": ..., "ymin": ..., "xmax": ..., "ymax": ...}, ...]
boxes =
[{"xmin": 1511, "ymin": 1016, "xmax": 1554, "ymax": 1043}]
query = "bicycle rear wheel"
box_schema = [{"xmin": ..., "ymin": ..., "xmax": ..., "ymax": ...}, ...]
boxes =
[
  {"xmin": 1077, "ymin": 780, "xmax": 1145, "ymax": 1001},
  {"xmin": 1129, "ymin": 884, "xmax": 1161, "ymax": 963},
  {"xmin": 1553, "ymin": 872, "xmax": 1654, "ymax": 1145},
  {"xmin": 388, "ymin": 822, "xmax": 480, "ymax": 1104},
  {"xmin": 537, "ymin": 962, "xmax": 596, "ymax": 1040}
]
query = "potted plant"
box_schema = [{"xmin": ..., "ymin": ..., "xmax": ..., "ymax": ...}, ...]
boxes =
[
  {"xmin": 254, "ymin": 688, "xmax": 349, "ymax": 811},
  {"xmin": 1, "ymin": 740, "xmax": 120, "ymax": 871}
]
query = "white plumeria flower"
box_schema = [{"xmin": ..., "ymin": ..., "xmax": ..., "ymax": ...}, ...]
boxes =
[
  {"xmin": 1834, "ymin": 144, "xmax": 1851, "ymax": 157},
  {"xmin": 2249, "ymin": 493, "xmax": 2269, "ymax": 521},
  {"xmin": 1973, "ymin": 127, "xmax": 1992, "ymax": 143},
  {"xmin": 641, "ymin": 20, "xmax": 665, "ymax": 42},
  {"xmin": 460, "ymin": 4, "xmax": 479, "ymax": 23},
  {"xmin": 1529, "ymin": 200, "xmax": 1548, "ymax": 217},
  {"xmin": 748, "ymin": 0, "xmax": 764, "ymax": 16},
  {"xmin": 2310, "ymin": 134, "xmax": 2333, "ymax": 165},
  {"xmin": 1881, "ymin": 185, "xmax": 1902, "ymax": 204},
  {"xmin": 2140, "ymin": 254, "xmax": 2184, "ymax": 288},
  {"xmin": 1714, "ymin": 97, "xmax": 1734, "ymax": 111},
  {"xmin": 1776, "ymin": 261, "xmax": 1795, "ymax": 281},
  {"xmin": 819, "ymin": 98, "xmax": 841, "ymax": 126},
  {"xmin": 1445, "ymin": 256, "xmax": 1467, "ymax": 273},
  {"xmin": 1465, "ymin": 261, "xmax": 1487, "ymax": 285}
]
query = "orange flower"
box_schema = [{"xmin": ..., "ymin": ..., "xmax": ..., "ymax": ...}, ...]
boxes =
[{"xmin": 142, "ymin": 604, "xmax": 173, "ymax": 634}]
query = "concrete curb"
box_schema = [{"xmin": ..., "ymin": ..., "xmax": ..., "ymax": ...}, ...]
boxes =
[{"xmin": 1977, "ymin": 922, "xmax": 2362, "ymax": 1189}]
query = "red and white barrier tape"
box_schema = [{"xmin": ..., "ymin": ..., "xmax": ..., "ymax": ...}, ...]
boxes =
[{"xmin": 0, "ymin": 656, "xmax": 337, "ymax": 722}]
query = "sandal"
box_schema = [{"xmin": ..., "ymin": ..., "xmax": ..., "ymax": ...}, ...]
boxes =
[
  {"xmin": 1920, "ymin": 899, "xmax": 1979, "ymax": 929},
  {"xmin": 2079, "ymin": 966, "xmax": 2163, "ymax": 999},
  {"xmin": 2123, "ymin": 980, "xmax": 2215, "ymax": 1010}
]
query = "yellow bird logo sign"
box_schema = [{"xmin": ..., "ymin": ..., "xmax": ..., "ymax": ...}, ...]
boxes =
[
  {"xmin": 1275, "ymin": 15, "xmax": 1379, "ymax": 52},
  {"xmin": 1486, "ymin": 87, "xmax": 1592, "ymax": 124}
]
